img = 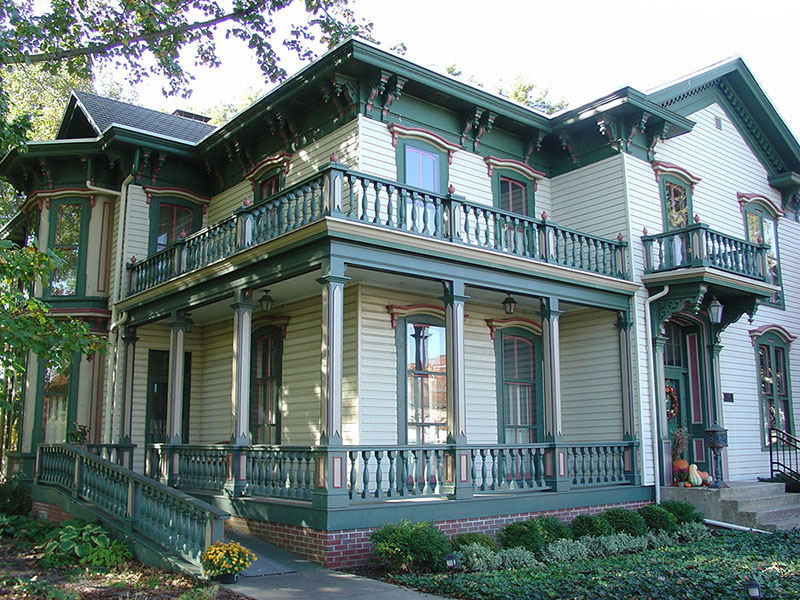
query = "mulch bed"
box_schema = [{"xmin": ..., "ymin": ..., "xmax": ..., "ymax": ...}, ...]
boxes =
[{"xmin": 0, "ymin": 537, "xmax": 255, "ymax": 599}]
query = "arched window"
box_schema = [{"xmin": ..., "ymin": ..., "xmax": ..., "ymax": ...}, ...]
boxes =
[
  {"xmin": 755, "ymin": 329, "xmax": 794, "ymax": 444},
  {"xmin": 250, "ymin": 327, "xmax": 283, "ymax": 444},
  {"xmin": 495, "ymin": 328, "xmax": 543, "ymax": 443},
  {"xmin": 744, "ymin": 202, "xmax": 782, "ymax": 306}
]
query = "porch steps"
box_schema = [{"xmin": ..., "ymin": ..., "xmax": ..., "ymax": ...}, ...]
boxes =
[{"xmin": 661, "ymin": 481, "xmax": 800, "ymax": 532}]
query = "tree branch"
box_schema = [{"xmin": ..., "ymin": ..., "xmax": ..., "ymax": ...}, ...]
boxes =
[{"xmin": 1, "ymin": 7, "xmax": 259, "ymax": 67}]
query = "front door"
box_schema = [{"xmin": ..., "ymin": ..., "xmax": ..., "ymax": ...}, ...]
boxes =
[
  {"xmin": 663, "ymin": 322, "xmax": 709, "ymax": 473},
  {"xmin": 146, "ymin": 350, "xmax": 191, "ymax": 444}
]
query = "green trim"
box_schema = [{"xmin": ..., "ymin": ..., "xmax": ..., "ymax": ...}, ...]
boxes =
[
  {"xmin": 250, "ymin": 325, "xmax": 283, "ymax": 444},
  {"xmin": 491, "ymin": 169, "xmax": 536, "ymax": 216},
  {"xmin": 147, "ymin": 195, "xmax": 204, "ymax": 254},
  {"xmin": 495, "ymin": 327, "xmax": 544, "ymax": 443},
  {"xmin": 44, "ymin": 297, "xmax": 112, "ymax": 310},
  {"xmin": 46, "ymin": 197, "xmax": 90, "ymax": 298},
  {"xmin": 395, "ymin": 137, "xmax": 448, "ymax": 194},
  {"xmin": 754, "ymin": 330, "xmax": 794, "ymax": 449},
  {"xmin": 255, "ymin": 169, "xmax": 285, "ymax": 204},
  {"xmin": 32, "ymin": 354, "xmax": 80, "ymax": 449}
]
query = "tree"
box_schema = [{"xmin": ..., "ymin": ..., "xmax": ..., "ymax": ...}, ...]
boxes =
[{"xmin": 0, "ymin": 240, "xmax": 105, "ymax": 469}]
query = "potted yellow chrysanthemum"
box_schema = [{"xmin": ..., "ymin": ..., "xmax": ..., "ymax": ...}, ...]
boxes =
[{"xmin": 200, "ymin": 540, "xmax": 257, "ymax": 584}]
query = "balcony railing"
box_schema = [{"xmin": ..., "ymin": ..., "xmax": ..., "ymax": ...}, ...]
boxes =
[
  {"xmin": 145, "ymin": 440, "xmax": 638, "ymax": 504},
  {"xmin": 126, "ymin": 162, "xmax": 630, "ymax": 297},
  {"xmin": 641, "ymin": 223, "xmax": 770, "ymax": 282}
]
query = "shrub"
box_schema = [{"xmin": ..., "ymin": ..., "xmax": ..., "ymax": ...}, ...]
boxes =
[
  {"xmin": 495, "ymin": 546, "xmax": 540, "ymax": 570},
  {"xmin": 660, "ymin": 500, "xmax": 704, "ymax": 524},
  {"xmin": 451, "ymin": 532, "xmax": 497, "ymax": 552},
  {"xmin": 638, "ymin": 505, "xmax": 678, "ymax": 533},
  {"xmin": 0, "ymin": 476, "xmax": 31, "ymax": 516},
  {"xmin": 599, "ymin": 508, "xmax": 647, "ymax": 537},
  {"xmin": 496, "ymin": 520, "xmax": 545, "ymax": 555},
  {"xmin": 675, "ymin": 521, "xmax": 711, "ymax": 542},
  {"xmin": 570, "ymin": 513, "xmax": 613, "ymax": 538},
  {"xmin": 541, "ymin": 538, "xmax": 589, "ymax": 563},
  {"xmin": 40, "ymin": 519, "xmax": 132, "ymax": 568},
  {"xmin": 456, "ymin": 542, "xmax": 500, "ymax": 572},
  {"xmin": 647, "ymin": 531, "xmax": 679, "ymax": 549},
  {"xmin": 533, "ymin": 516, "xmax": 572, "ymax": 543},
  {"xmin": 370, "ymin": 520, "xmax": 451, "ymax": 573},
  {"xmin": 584, "ymin": 533, "xmax": 648, "ymax": 557}
]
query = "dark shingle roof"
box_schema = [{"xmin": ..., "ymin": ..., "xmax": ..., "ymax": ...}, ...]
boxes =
[{"xmin": 70, "ymin": 90, "xmax": 216, "ymax": 144}]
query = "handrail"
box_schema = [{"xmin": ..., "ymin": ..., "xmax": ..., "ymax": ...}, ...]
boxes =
[
  {"xmin": 126, "ymin": 161, "xmax": 630, "ymax": 296},
  {"xmin": 769, "ymin": 427, "xmax": 800, "ymax": 485},
  {"xmin": 642, "ymin": 223, "xmax": 770, "ymax": 282},
  {"xmin": 36, "ymin": 443, "xmax": 228, "ymax": 568}
]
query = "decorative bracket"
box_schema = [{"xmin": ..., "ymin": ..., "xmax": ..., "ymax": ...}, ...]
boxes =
[
  {"xmin": 652, "ymin": 284, "xmax": 707, "ymax": 334},
  {"xmin": 460, "ymin": 108, "xmax": 484, "ymax": 147},
  {"xmin": 647, "ymin": 122, "xmax": 670, "ymax": 161},
  {"xmin": 366, "ymin": 70, "xmax": 391, "ymax": 114},
  {"xmin": 624, "ymin": 112, "xmax": 650, "ymax": 152},
  {"xmin": 597, "ymin": 116, "xmax": 619, "ymax": 152},
  {"xmin": 151, "ymin": 152, "xmax": 168, "ymax": 184},
  {"xmin": 558, "ymin": 134, "xmax": 578, "ymax": 165},
  {"xmin": 473, "ymin": 111, "xmax": 496, "ymax": 151},
  {"xmin": 382, "ymin": 75, "xmax": 407, "ymax": 120}
]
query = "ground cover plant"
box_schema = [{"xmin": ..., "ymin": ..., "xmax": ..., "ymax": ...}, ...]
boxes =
[{"xmin": 390, "ymin": 529, "xmax": 800, "ymax": 600}]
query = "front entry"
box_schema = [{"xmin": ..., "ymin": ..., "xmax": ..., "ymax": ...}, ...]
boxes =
[
  {"xmin": 145, "ymin": 350, "xmax": 191, "ymax": 444},
  {"xmin": 663, "ymin": 322, "xmax": 709, "ymax": 473}
]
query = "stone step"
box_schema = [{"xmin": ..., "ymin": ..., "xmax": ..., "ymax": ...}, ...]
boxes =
[
  {"xmin": 758, "ymin": 517, "xmax": 800, "ymax": 532},
  {"xmin": 739, "ymin": 506, "xmax": 800, "ymax": 529},
  {"xmin": 726, "ymin": 493, "xmax": 800, "ymax": 512},
  {"xmin": 717, "ymin": 481, "xmax": 786, "ymax": 500}
]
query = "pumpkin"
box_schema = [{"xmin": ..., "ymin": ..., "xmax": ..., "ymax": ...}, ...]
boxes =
[
  {"xmin": 684, "ymin": 482, "xmax": 692, "ymax": 487},
  {"xmin": 688, "ymin": 464, "xmax": 703, "ymax": 487},
  {"xmin": 673, "ymin": 458, "xmax": 689, "ymax": 471}
]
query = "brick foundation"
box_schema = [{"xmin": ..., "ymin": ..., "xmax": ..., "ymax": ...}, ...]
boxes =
[
  {"xmin": 226, "ymin": 498, "xmax": 652, "ymax": 568},
  {"xmin": 32, "ymin": 500, "xmax": 74, "ymax": 525}
]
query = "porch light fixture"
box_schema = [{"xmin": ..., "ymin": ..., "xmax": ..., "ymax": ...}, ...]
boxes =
[
  {"xmin": 445, "ymin": 552, "xmax": 458, "ymax": 573},
  {"xmin": 502, "ymin": 293, "xmax": 517, "ymax": 315},
  {"xmin": 708, "ymin": 296, "xmax": 723, "ymax": 324},
  {"xmin": 259, "ymin": 289, "xmax": 274, "ymax": 313},
  {"xmin": 745, "ymin": 580, "xmax": 763, "ymax": 599}
]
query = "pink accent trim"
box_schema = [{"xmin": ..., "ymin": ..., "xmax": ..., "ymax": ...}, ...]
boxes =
[
  {"xmin": 316, "ymin": 456, "xmax": 325, "ymax": 488},
  {"xmin": 459, "ymin": 453, "xmax": 469, "ymax": 483},
  {"xmin": 544, "ymin": 451, "xmax": 554, "ymax": 477},
  {"xmin": 245, "ymin": 152, "xmax": 293, "ymax": 180},
  {"xmin": 623, "ymin": 448, "xmax": 632, "ymax": 472},
  {"xmin": 485, "ymin": 317, "xmax": 542, "ymax": 340},
  {"xmin": 96, "ymin": 202, "xmax": 111, "ymax": 294},
  {"xmin": 693, "ymin": 439, "xmax": 705, "ymax": 462},
  {"xmin": 687, "ymin": 332, "xmax": 703, "ymax": 424},
  {"xmin": 332, "ymin": 456, "xmax": 343, "ymax": 489},
  {"xmin": 386, "ymin": 304, "xmax": 446, "ymax": 329},
  {"xmin": 748, "ymin": 324, "xmax": 797, "ymax": 347},
  {"xmin": 252, "ymin": 315, "xmax": 291, "ymax": 338},
  {"xmin": 387, "ymin": 123, "xmax": 460, "ymax": 165},
  {"xmin": 484, "ymin": 156, "xmax": 545, "ymax": 186},
  {"xmin": 558, "ymin": 451, "xmax": 566, "ymax": 477},
  {"xmin": 49, "ymin": 308, "xmax": 112, "ymax": 317},
  {"xmin": 141, "ymin": 186, "xmax": 211, "ymax": 205},
  {"xmin": 736, "ymin": 192, "xmax": 784, "ymax": 218},
  {"xmin": 89, "ymin": 195, "xmax": 96, "ymax": 208},
  {"xmin": 651, "ymin": 161, "xmax": 702, "ymax": 191}
]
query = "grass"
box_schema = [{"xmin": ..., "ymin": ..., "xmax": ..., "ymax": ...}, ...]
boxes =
[{"xmin": 388, "ymin": 529, "xmax": 800, "ymax": 600}]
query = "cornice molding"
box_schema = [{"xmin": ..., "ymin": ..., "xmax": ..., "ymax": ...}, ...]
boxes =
[
  {"xmin": 651, "ymin": 161, "xmax": 702, "ymax": 191},
  {"xmin": 748, "ymin": 324, "xmax": 797, "ymax": 347},
  {"xmin": 244, "ymin": 152, "xmax": 293, "ymax": 183},
  {"xmin": 485, "ymin": 317, "xmax": 542, "ymax": 340},
  {"xmin": 387, "ymin": 123, "xmax": 460, "ymax": 164},
  {"xmin": 736, "ymin": 192, "xmax": 784, "ymax": 218},
  {"xmin": 484, "ymin": 156, "xmax": 545, "ymax": 189},
  {"xmin": 386, "ymin": 303, "xmax": 445, "ymax": 328}
]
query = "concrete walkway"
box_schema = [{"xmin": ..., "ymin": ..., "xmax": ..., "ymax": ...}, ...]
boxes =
[{"xmin": 223, "ymin": 532, "xmax": 447, "ymax": 600}]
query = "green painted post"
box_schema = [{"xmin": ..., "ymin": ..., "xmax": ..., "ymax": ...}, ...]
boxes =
[
  {"xmin": 312, "ymin": 447, "xmax": 350, "ymax": 509},
  {"xmin": 326, "ymin": 157, "xmax": 346, "ymax": 218}
]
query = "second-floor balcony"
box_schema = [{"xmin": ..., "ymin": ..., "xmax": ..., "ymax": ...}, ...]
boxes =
[
  {"xmin": 126, "ymin": 161, "xmax": 629, "ymax": 297},
  {"xmin": 641, "ymin": 223, "xmax": 772, "ymax": 284}
]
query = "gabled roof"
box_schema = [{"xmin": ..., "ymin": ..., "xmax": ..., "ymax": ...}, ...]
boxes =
[{"xmin": 57, "ymin": 89, "xmax": 216, "ymax": 144}]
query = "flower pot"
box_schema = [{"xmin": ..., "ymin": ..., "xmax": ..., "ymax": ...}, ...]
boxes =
[{"xmin": 212, "ymin": 573, "xmax": 238, "ymax": 584}]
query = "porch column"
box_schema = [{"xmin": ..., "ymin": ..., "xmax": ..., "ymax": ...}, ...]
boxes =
[
  {"xmin": 615, "ymin": 311, "xmax": 640, "ymax": 484},
  {"xmin": 166, "ymin": 311, "xmax": 192, "ymax": 445},
  {"xmin": 441, "ymin": 280, "xmax": 472, "ymax": 499},
  {"xmin": 119, "ymin": 326, "xmax": 138, "ymax": 444},
  {"xmin": 318, "ymin": 271, "xmax": 348, "ymax": 445},
  {"xmin": 707, "ymin": 339, "xmax": 724, "ymax": 426},
  {"xmin": 653, "ymin": 331, "xmax": 669, "ymax": 485},
  {"xmin": 540, "ymin": 297, "xmax": 569, "ymax": 490},
  {"xmin": 540, "ymin": 298, "xmax": 563, "ymax": 441},
  {"xmin": 313, "ymin": 266, "xmax": 349, "ymax": 510},
  {"xmin": 230, "ymin": 290, "xmax": 255, "ymax": 446}
]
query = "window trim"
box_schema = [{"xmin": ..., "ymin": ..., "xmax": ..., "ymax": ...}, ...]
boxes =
[
  {"xmin": 33, "ymin": 354, "xmax": 80, "ymax": 448},
  {"xmin": 753, "ymin": 329, "xmax": 794, "ymax": 448},
  {"xmin": 485, "ymin": 156, "xmax": 543, "ymax": 217},
  {"xmin": 46, "ymin": 197, "xmax": 90, "ymax": 298},
  {"xmin": 743, "ymin": 200, "xmax": 784, "ymax": 308},
  {"xmin": 494, "ymin": 326, "xmax": 544, "ymax": 444},
  {"xmin": 147, "ymin": 195, "xmax": 203, "ymax": 254},
  {"xmin": 659, "ymin": 174, "xmax": 693, "ymax": 231},
  {"xmin": 256, "ymin": 170, "xmax": 284, "ymax": 204},
  {"xmin": 250, "ymin": 325, "xmax": 283, "ymax": 444},
  {"xmin": 396, "ymin": 313, "xmax": 447, "ymax": 445},
  {"xmin": 396, "ymin": 138, "xmax": 449, "ymax": 195}
]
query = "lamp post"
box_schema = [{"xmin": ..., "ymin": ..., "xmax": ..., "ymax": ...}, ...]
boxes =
[
  {"xmin": 445, "ymin": 552, "xmax": 458, "ymax": 575},
  {"xmin": 502, "ymin": 293, "xmax": 517, "ymax": 315},
  {"xmin": 745, "ymin": 580, "xmax": 763, "ymax": 599},
  {"xmin": 705, "ymin": 422, "xmax": 728, "ymax": 489}
]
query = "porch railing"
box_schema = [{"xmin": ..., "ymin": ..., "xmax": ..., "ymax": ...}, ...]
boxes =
[
  {"xmin": 86, "ymin": 442, "xmax": 136, "ymax": 470},
  {"xmin": 769, "ymin": 427, "xmax": 800, "ymax": 485},
  {"xmin": 641, "ymin": 223, "xmax": 770, "ymax": 282},
  {"xmin": 126, "ymin": 162, "xmax": 630, "ymax": 296},
  {"xmin": 36, "ymin": 443, "xmax": 228, "ymax": 568},
  {"xmin": 146, "ymin": 440, "xmax": 638, "ymax": 503}
]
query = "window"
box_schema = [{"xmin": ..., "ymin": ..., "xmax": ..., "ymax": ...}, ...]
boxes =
[
  {"xmin": 48, "ymin": 199, "xmax": 87, "ymax": 296},
  {"xmin": 499, "ymin": 177, "xmax": 528, "ymax": 216},
  {"xmin": 405, "ymin": 145, "xmax": 441, "ymax": 193},
  {"xmin": 756, "ymin": 331, "xmax": 793, "ymax": 443},
  {"xmin": 148, "ymin": 196, "xmax": 202, "ymax": 254},
  {"xmin": 250, "ymin": 327, "xmax": 282, "ymax": 444},
  {"xmin": 401, "ymin": 318, "xmax": 447, "ymax": 444},
  {"xmin": 145, "ymin": 350, "xmax": 191, "ymax": 444},
  {"xmin": 496, "ymin": 328, "xmax": 543, "ymax": 443},
  {"xmin": 42, "ymin": 363, "xmax": 72, "ymax": 443},
  {"xmin": 744, "ymin": 203, "xmax": 782, "ymax": 306},
  {"xmin": 664, "ymin": 180, "xmax": 690, "ymax": 230},
  {"xmin": 258, "ymin": 173, "xmax": 281, "ymax": 202}
]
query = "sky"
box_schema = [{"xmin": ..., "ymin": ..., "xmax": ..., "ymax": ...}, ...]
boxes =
[{"xmin": 135, "ymin": 0, "xmax": 800, "ymax": 139}]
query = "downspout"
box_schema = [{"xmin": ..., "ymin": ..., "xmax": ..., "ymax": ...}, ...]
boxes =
[
  {"xmin": 101, "ymin": 173, "xmax": 134, "ymax": 443},
  {"xmin": 644, "ymin": 284, "xmax": 670, "ymax": 504}
]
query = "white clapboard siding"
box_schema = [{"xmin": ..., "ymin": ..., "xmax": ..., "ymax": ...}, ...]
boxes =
[
  {"xmin": 535, "ymin": 177, "xmax": 552, "ymax": 223},
  {"xmin": 279, "ymin": 297, "xmax": 323, "ymax": 445},
  {"xmin": 551, "ymin": 154, "xmax": 628, "ymax": 240},
  {"xmin": 124, "ymin": 185, "xmax": 149, "ymax": 265},
  {"xmin": 464, "ymin": 304, "xmax": 500, "ymax": 444},
  {"xmin": 560, "ymin": 308, "xmax": 623, "ymax": 442},
  {"xmin": 450, "ymin": 150, "xmax": 493, "ymax": 207},
  {"xmin": 199, "ymin": 318, "xmax": 234, "ymax": 443},
  {"xmin": 358, "ymin": 115, "xmax": 397, "ymax": 180},
  {"xmin": 206, "ymin": 180, "xmax": 252, "ymax": 227},
  {"xmin": 288, "ymin": 119, "xmax": 358, "ymax": 186}
]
